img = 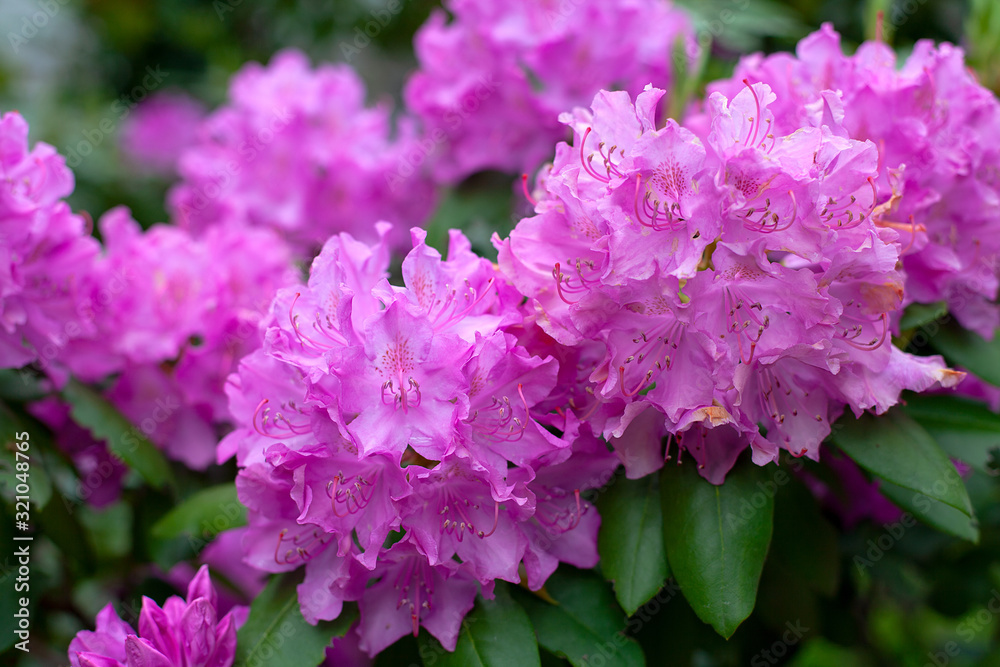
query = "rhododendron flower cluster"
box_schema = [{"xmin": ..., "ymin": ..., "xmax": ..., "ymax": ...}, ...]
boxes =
[
  {"xmin": 169, "ymin": 49, "xmax": 436, "ymax": 255},
  {"xmin": 0, "ymin": 108, "xmax": 302, "ymax": 472},
  {"xmin": 0, "ymin": 111, "xmax": 100, "ymax": 373},
  {"xmin": 120, "ymin": 91, "xmax": 206, "ymax": 176},
  {"xmin": 405, "ymin": 0, "xmax": 695, "ymax": 183},
  {"xmin": 498, "ymin": 81, "xmax": 962, "ymax": 483},
  {"xmin": 704, "ymin": 25, "xmax": 1000, "ymax": 338},
  {"xmin": 69, "ymin": 566, "xmax": 243, "ymax": 667},
  {"xmin": 62, "ymin": 208, "xmax": 298, "ymax": 469},
  {"xmin": 224, "ymin": 225, "xmax": 618, "ymax": 654}
]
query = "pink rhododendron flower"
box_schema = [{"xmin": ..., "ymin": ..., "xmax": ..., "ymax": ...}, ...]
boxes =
[
  {"xmin": 120, "ymin": 91, "xmax": 206, "ymax": 176},
  {"xmin": 0, "ymin": 111, "xmax": 101, "ymax": 376},
  {"xmin": 68, "ymin": 566, "xmax": 244, "ymax": 667},
  {"xmin": 225, "ymin": 225, "xmax": 616, "ymax": 653},
  {"xmin": 169, "ymin": 49, "xmax": 435, "ymax": 255},
  {"xmin": 498, "ymin": 83, "xmax": 962, "ymax": 483},
  {"xmin": 54, "ymin": 207, "xmax": 298, "ymax": 470},
  {"xmin": 704, "ymin": 25, "xmax": 1000, "ymax": 338},
  {"xmin": 405, "ymin": 0, "xmax": 695, "ymax": 182}
]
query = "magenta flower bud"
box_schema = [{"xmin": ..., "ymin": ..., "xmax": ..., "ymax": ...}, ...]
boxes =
[{"xmin": 69, "ymin": 566, "xmax": 242, "ymax": 667}]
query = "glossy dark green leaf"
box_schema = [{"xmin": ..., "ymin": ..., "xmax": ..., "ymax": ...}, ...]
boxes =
[
  {"xmin": 597, "ymin": 475, "xmax": 668, "ymax": 615},
  {"xmin": 899, "ymin": 301, "xmax": 948, "ymax": 331},
  {"xmin": 660, "ymin": 459, "xmax": 774, "ymax": 639},
  {"xmin": 878, "ymin": 480, "xmax": 979, "ymax": 543},
  {"xmin": 831, "ymin": 410, "xmax": 972, "ymax": 516},
  {"xmin": 904, "ymin": 394, "xmax": 1000, "ymax": 474},
  {"xmin": 513, "ymin": 567, "xmax": 644, "ymax": 667},
  {"xmin": 235, "ymin": 571, "xmax": 356, "ymax": 667},
  {"xmin": 61, "ymin": 378, "xmax": 174, "ymax": 491},
  {"xmin": 930, "ymin": 321, "xmax": 1000, "ymax": 386},
  {"xmin": 151, "ymin": 483, "xmax": 245, "ymax": 543},
  {"xmin": 419, "ymin": 581, "xmax": 540, "ymax": 667}
]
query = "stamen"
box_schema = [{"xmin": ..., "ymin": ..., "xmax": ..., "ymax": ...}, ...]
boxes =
[
  {"xmin": 252, "ymin": 398, "xmax": 308, "ymax": 439},
  {"xmin": 252, "ymin": 398, "xmax": 272, "ymax": 438},
  {"xmin": 521, "ymin": 173, "xmax": 537, "ymax": 206},
  {"xmin": 567, "ymin": 490, "xmax": 582, "ymax": 531},
  {"xmin": 840, "ymin": 312, "xmax": 889, "ymax": 350},
  {"xmin": 742, "ymin": 79, "xmax": 762, "ymax": 149},
  {"xmin": 478, "ymin": 501, "xmax": 500, "ymax": 538},
  {"xmin": 432, "ymin": 277, "xmax": 496, "ymax": 332},
  {"xmin": 273, "ymin": 527, "xmax": 329, "ymax": 565},
  {"xmin": 289, "ymin": 292, "xmax": 333, "ymax": 350},
  {"xmin": 327, "ymin": 472, "xmax": 377, "ymax": 517},
  {"xmin": 553, "ymin": 262, "xmax": 581, "ymax": 304},
  {"xmin": 579, "ymin": 128, "xmax": 611, "ymax": 183}
]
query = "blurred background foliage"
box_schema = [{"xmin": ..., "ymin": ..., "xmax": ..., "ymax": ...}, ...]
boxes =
[{"xmin": 3, "ymin": 0, "xmax": 1000, "ymax": 665}]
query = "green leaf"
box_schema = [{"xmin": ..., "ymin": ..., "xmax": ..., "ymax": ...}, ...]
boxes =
[
  {"xmin": 898, "ymin": 301, "xmax": 947, "ymax": 331},
  {"xmin": 903, "ymin": 394, "xmax": 1000, "ymax": 474},
  {"xmin": 513, "ymin": 567, "xmax": 644, "ymax": 667},
  {"xmin": 660, "ymin": 459, "xmax": 774, "ymax": 639},
  {"xmin": 80, "ymin": 501, "xmax": 133, "ymax": 560},
  {"xmin": 0, "ymin": 368, "xmax": 47, "ymax": 402},
  {"xmin": 424, "ymin": 180, "xmax": 517, "ymax": 260},
  {"xmin": 831, "ymin": 409, "xmax": 972, "ymax": 516},
  {"xmin": 787, "ymin": 638, "xmax": 877, "ymax": 667},
  {"xmin": 419, "ymin": 581, "xmax": 540, "ymax": 667},
  {"xmin": 61, "ymin": 377, "xmax": 174, "ymax": 491},
  {"xmin": 597, "ymin": 474, "xmax": 668, "ymax": 615},
  {"xmin": 930, "ymin": 321, "xmax": 1000, "ymax": 386},
  {"xmin": 151, "ymin": 483, "xmax": 245, "ymax": 544},
  {"xmin": 235, "ymin": 571, "xmax": 356, "ymax": 667},
  {"xmin": 878, "ymin": 479, "xmax": 979, "ymax": 543}
]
